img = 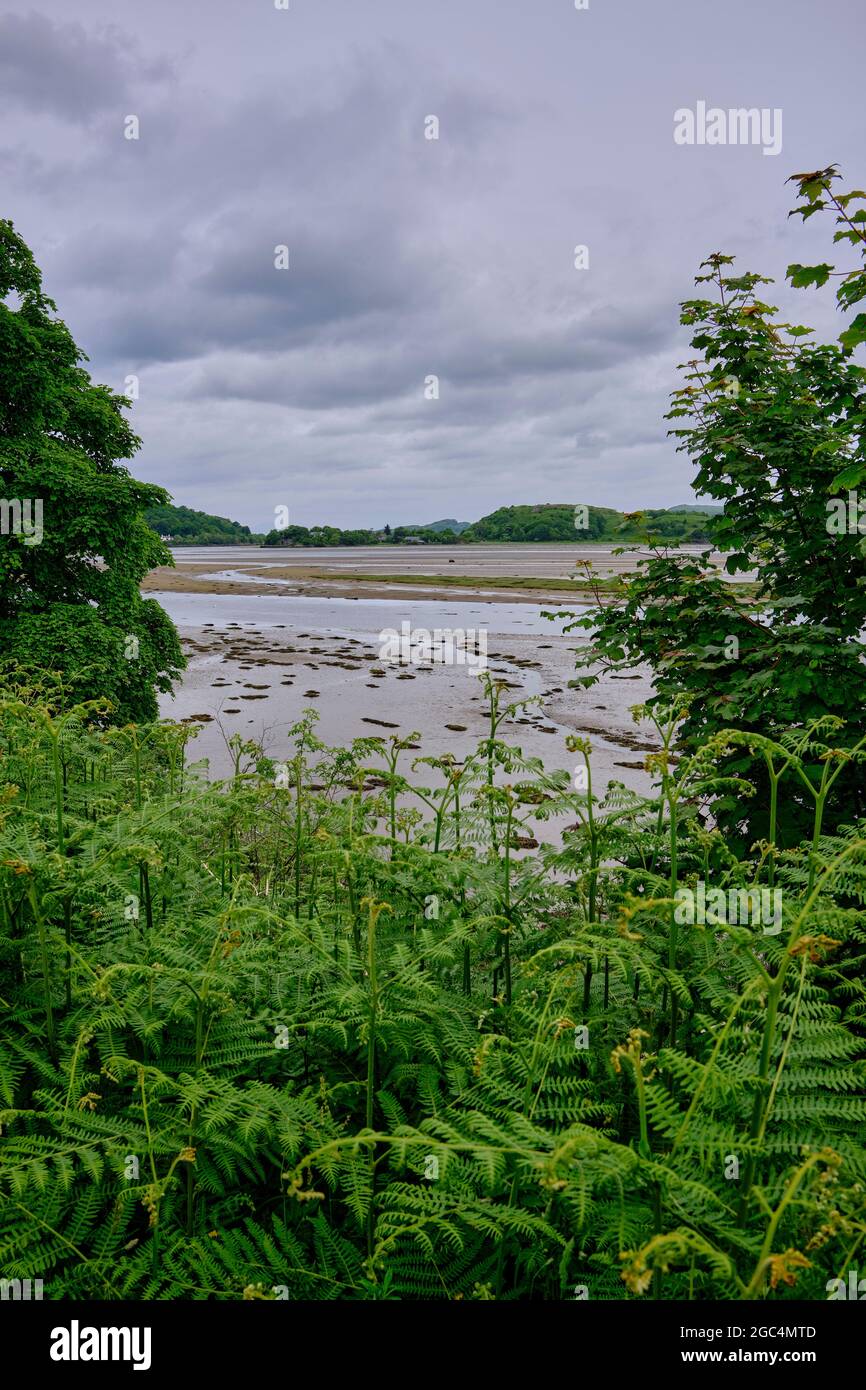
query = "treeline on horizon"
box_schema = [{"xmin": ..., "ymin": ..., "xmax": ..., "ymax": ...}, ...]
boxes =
[
  {"xmin": 145, "ymin": 501, "xmax": 721, "ymax": 548},
  {"xmin": 259, "ymin": 503, "xmax": 721, "ymax": 548}
]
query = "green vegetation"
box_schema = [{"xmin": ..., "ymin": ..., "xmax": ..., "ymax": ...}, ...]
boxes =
[
  {"xmin": 298, "ymin": 570, "xmax": 623, "ymax": 595},
  {"xmin": 569, "ymin": 166, "xmax": 866, "ymax": 851},
  {"xmin": 261, "ymin": 506, "xmax": 718, "ymax": 549},
  {"xmin": 1, "ymin": 682, "xmax": 865, "ymax": 1301},
  {"xmin": 462, "ymin": 502, "xmax": 611, "ymax": 542},
  {"xmin": 263, "ymin": 524, "xmax": 383, "ymax": 547},
  {"xmin": 262, "ymin": 523, "xmax": 464, "ymax": 547},
  {"xmin": 462, "ymin": 504, "xmax": 717, "ymax": 544},
  {"xmin": 0, "ymin": 222, "xmax": 184, "ymax": 722},
  {"xmin": 409, "ymin": 517, "xmax": 472, "ymax": 534},
  {"xmin": 144, "ymin": 504, "xmax": 258, "ymax": 547}
]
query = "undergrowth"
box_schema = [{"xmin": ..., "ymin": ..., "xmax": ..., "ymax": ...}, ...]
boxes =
[{"xmin": 1, "ymin": 675, "xmax": 864, "ymax": 1300}]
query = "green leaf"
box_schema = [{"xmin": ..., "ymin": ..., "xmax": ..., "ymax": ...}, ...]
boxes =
[
  {"xmin": 830, "ymin": 461, "xmax": 866, "ymax": 491},
  {"xmin": 786, "ymin": 262, "xmax": 833, "ymax": 289},
  {"xmin": 840, "ymin": 313, "xmax": 866, "ymax": 351}
]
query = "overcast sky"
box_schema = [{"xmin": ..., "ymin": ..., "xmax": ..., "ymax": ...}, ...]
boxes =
[{"xmin": 1, "ymin": 0, "xmax": 863, "ymax": 530}]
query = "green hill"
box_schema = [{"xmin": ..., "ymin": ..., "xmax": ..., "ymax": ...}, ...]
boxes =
[
  {"xmin": 410, "ymin": 518, "xmax": 472, "ymax": 534},
  {"xmin": 462, "ymin": 504, "xmax": 611, "ymax": 542},
  {"xmin": 144, "ymin": 504, "xmax": 257, "ymax": 545},
  {"xmin": 460, "ymin": 503, "xmax": 717, "ymax": 543}
]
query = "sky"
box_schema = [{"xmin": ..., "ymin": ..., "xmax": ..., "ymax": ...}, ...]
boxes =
[{"xmin": 1, "ymin": 0, "xmax": 864, "ymax": 531}]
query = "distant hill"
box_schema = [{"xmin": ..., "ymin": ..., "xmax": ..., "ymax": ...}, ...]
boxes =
[
  {"xmin": 145, "ymin": 504, "xmax": 257, "ymax": 545},
  {"xmin": 460, "ymin": 503, "xmax": 718, "ymax": 543},
  {"xmin": 412, "ymin": 518, "xmax": 472, "ymax": 534},
  {"xmin": 462, "ymin": 504, "xmax": 613, "ymax": 542},
  {"xmin": 667, "ymin": 503, "xmax": 724, "ymax": 515}
]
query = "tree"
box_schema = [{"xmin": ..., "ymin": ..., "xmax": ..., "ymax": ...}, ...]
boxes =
[
  {"xmin": 0, "ymin": 221, "xmax": 183, "ymax": 720},
  {"xmin": 263, "ymin": 523, "xmax": 312, "ymax": 546},
  {"xmin": 569, "ymin": 168, "xmax": 866, "ymax": 846},
  {"xmin": 144, "ymin": 503, "xmax": 253, "ymax": 545}
]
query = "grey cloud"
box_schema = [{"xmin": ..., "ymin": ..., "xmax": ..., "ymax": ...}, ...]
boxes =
[
  {"xmin": 2, "ymin": 0, "xmax": 861, "ymax": 527},
  {"xmin": 0, "ymin": 13, "xmax": 171, "ymax": 124}
]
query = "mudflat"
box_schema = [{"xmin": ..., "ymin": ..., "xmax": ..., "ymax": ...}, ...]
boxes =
[
  {"xmin": 142, "ymin": 540, "xmax": 728, "ymax": 603},
  {"xmin": 152, "ymin": 585, "xmax": 657, "ymax": 798}
]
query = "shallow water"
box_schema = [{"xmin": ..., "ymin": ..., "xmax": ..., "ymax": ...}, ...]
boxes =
[
  {"xmin": 168, "ymin": 540, "xmax": 720, "ymax": 582},
  {"xmin": 155, "ymin": 590, "xmax": 658, "ymax": 827}
]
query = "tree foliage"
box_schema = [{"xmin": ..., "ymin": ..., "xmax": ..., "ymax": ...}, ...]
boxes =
[
  {"xmin": 566, "ymin": 169, "xmax": 866, "ymax": 848},
  {"xmin": 463, "ymin": 503, "xmax": 716, "ymax": 544},
  {"xmin": 0, "ymin": 222, "xmax": 183, "ymax": 722},
  {"xmin": 144, "ymin": 504, "xmax": 254, "ymax": 546}
]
